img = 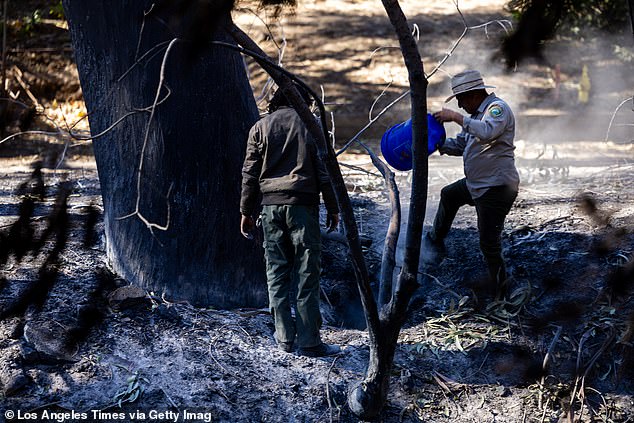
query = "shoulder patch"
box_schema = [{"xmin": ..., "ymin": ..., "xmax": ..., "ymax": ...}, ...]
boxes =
[{"xmin": 488, "ymin": 105, "xmax": 503, "ymax": 118}]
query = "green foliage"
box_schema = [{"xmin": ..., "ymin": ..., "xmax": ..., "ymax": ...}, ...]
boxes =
[
  {"xmin": 49, "ymin": 1, "xmax": 65, "ymax": 20},
  {"xmin": 506, "ymin": 0, "xmax": 630, "ymax": 32},
  {"xmin": 20, "ymin": 9, "xmax": 42, "ymax": 35},
  {"xmin": 15, "ymin": 1, "xmax": 65, "ymax": 37},
  {"xmin": 113, "ymin": 371, "xmax": 149, "ymax": 407}
]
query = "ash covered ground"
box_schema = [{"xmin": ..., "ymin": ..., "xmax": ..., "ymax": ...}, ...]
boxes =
[{"xmin": 1, "ymin": 0, "xmax": 634, "ymax": 422}]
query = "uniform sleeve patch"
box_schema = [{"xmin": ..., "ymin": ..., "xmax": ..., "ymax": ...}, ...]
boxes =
[{"xmin": 488, "ymin": 105, "xmax": 503, "ymax": 117}]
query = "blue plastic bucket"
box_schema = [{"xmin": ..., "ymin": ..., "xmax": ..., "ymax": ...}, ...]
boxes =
[{"xmin": 380, "ymin": 113, "xmax": 446, "ymax": 171}]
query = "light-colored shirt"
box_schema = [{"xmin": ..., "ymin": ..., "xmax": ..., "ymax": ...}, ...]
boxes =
[{"xmin": 439, "ymin": 93, "xmax": 520, "ymax": 198}]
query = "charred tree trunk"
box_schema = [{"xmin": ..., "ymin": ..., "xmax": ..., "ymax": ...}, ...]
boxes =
[
  {"xmin": 348, "ymin": 0, "xmax": 429, "ymax": 418},
  {"xmin": 63, "ymin": 1, "xmax": 267, "ymax": 307}
]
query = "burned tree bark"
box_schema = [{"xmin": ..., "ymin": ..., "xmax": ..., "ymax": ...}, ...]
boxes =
[{"xmin": 62, "ymin": 1, "xmax": 267, "ymax": 307}]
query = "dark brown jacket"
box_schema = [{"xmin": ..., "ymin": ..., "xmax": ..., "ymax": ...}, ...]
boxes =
[{"xmin": 240, "ymin": 107, "xmax": 338, "ymax": 216}]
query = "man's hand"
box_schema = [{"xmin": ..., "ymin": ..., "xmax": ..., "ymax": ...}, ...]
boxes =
[
  {"xmin": 325, "ymin": 213, "xmax": 339, "ymax": 233},
  {"xmin": 433, "ymin": 108, "xmax": 463, "ymax": 125},
  {"xmin": 240, "ymin": 215, "xmax": 255, "ymax": 239}
]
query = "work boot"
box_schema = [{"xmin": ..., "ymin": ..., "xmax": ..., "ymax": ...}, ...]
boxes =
[
  {"xmin": 297, "ymin": 342, "xmax": 341, "ymax": 357},
  {"xmin": 274, "ymin": 331, "xmax": 295, "ymax": 353},
  {"xmin": 277, "ymin": 341, "xmax": 295, "ymax": 353},
  {"xmin": 422, "ymin": 232, "xmax": 447, "ymax": 265}
]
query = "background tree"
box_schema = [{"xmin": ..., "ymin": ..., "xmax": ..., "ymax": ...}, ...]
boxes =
[
  {"xmin": 506, "ymin": 0, "xmax": 630, "ymax": 31},
  {"xmin": 502, "ymin": 0, "xmax": 632, "ymax": 67}
]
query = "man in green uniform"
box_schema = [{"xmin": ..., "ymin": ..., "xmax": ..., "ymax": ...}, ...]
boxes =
[
  {"xmin": 427, "ymin": 70, "xmax": 519, "ymax": 293},
  {"xmin": 240, "ymin": 87, "xmax": 340, "ymax": 357}
]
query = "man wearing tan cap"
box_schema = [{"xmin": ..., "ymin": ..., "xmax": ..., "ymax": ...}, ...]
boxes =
[{"xmin": 425, "ymin": 70, "xmax": 519, "ymax": 294}]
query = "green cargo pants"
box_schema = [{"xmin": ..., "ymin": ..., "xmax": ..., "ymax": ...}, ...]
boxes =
[{"xmin": 260, "ymin": 204, "xmax": 323, "ymax": 348}]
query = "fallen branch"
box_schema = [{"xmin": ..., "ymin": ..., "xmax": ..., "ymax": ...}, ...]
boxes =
[{"xmin": 339, "ymin": 162, "xmax": 382, "ymax": 178}]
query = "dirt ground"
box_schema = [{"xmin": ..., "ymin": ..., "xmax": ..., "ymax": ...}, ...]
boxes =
[{"xmin": 1, "ymin": 0, "xmax": 634, "ymax": 422}]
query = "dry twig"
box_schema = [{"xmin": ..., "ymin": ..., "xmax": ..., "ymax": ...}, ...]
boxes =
[{"xmin": 604, "ymin": 96, "xmax": 634, "ymax": 142}]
